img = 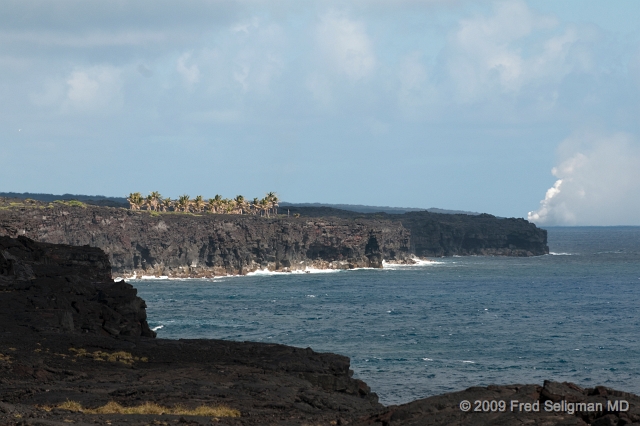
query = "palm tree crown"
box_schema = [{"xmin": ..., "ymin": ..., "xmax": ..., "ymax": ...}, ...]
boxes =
[{"xmin": 126, "ymin": 191, "xmax": 280, "ymax": 217}]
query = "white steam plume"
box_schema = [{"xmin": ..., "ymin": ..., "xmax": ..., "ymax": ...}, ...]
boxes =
[{"xmin": 528, "ymin": 132, "xmax": 640, "ymax": 226}]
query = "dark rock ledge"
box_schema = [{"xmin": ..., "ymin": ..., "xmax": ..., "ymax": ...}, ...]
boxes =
[
  {"xmin": 2, "ymin": 236, "xmax": 636, "ymax": 426},
  {"xmin": 0, "ymin": 199, "xmax": 548, "ymax": 279}
]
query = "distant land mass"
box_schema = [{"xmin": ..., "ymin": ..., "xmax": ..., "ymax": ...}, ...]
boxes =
[
  {"xmin": 0, "ymin": 191, "xmax": 128, "ymax": 208},
  {"xmin": 0, "ymin": 195, "xmax": 547, "ymax": 278},
  {"xmin": 279, "ymin": 202, "xmax": 480, "ymax": 215},
  {"xmin": 0, "ymin": 192, "xmax": 479, "ymax": 216}
]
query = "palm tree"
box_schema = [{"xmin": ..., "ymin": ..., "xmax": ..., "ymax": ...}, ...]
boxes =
[
  {"xmin": 193, "ymin": 195, "xmax": 205, "ymax": 212},
  {"xmin": 266, "ymin": 192, "xmax": 279, "ymax": 216},
  {"xmin": 222, "ymin": 198, "xmax": 234, "ymax": 214},
  {"xmin": 177, "ymin": 194, "xmax": 191, "ymax": 212},
  {"xmin": 160, "ymin": 197, "xmax": 173, "ymax": 212},
  {"xmin": 127, "ymin": 192, "xmax": 144, "ymax": 210},
  {"xmin": 234, "ymin": 195, "xmax": 246, "ymax": 214},
  {"xmin": 207, "ymin": 197, "xmax": 216, "ymax": 213},
  {"xmin": 260, "ymin": 197, "xmax": 270, "ymax": 217},
  {"xmin": 251, "ymin": 198, "xmax": 260, "ymax": 215},
  {"xmin": 148, "ymin": 191, "xmax": 162, "ymax": 211},
  {"xmin": 212, "ymin": 194, "xmax": 223, "ymax": 213}
]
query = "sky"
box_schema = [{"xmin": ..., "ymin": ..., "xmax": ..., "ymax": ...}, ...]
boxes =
[{"xmin": 2, "ymin": 0, "xmax": 640, "ymax": 225}]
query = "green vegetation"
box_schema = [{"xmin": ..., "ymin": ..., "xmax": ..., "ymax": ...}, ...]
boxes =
[
  {"xmin": 45, "ymin": 400, "xmax": 240, "ymax": 417},
  {"xmin": 127, "ymin": 191, "xmax": 279, "ymax": 217},
  {"xmin": 52, "ymin": 200, "xmax": 87, "ymax": 208},
  {"xmin": 0, "ymin": 198, "xmax": 50, "ymax": 210},
  {"xmin": 66, "ymin": 200, "xmax": 86, "ymax": 208}
]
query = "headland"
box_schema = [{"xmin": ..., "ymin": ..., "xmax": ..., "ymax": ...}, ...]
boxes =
[{"xmin": 0, "ymin": 198, "xmax": 548, "ymax": 279}]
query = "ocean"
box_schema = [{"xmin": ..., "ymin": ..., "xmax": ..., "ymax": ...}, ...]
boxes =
[{"xmin": 134, "ymin": 226, "xmax": 640, "ymax": 405}]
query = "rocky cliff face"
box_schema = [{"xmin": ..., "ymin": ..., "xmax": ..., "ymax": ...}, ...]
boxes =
[
  {"xmin": 282, "ymin": 206, "xmax": 549, "ymax": 257},
  {"xmin": 0, "ymin": 235, "xmax": 155, "ymax": 337},
  {"xmin": 398, "ymin": 211, "xmax": 548, "ymax": 257},
  {"xmin": 0, "ymin": 200, "xmax": 412, "ymax": 278},
  {"xmin": 0, "ymin": 199, "xmax": 548, "ymax": 278}
]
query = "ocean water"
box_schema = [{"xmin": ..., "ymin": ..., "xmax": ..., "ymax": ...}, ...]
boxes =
[{"xmin": 134, "ymin": 227, "xmax": 640, "ymax": 405}]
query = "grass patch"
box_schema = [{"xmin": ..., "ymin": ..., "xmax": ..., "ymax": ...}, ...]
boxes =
[
  {"xmin": 53, "ymin": 200, "xmax": 87, "ymax": 208},
  {"xmin": 0, "ymin": 353, "xmax": 12, "ymax": 364},
  {"xmin": 48, "ymin": 400, "xmax": 240, "ymax": 417},
  {"xmin": 69, "ymin": 348, "xmax": 148, "ymax": 365}
]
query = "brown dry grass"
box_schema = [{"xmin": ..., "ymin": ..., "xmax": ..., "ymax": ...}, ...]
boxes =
[
  {"xmin": 69, "ymin": 348, "xmax": 148, "ymax": 365},
  {"xmin": 48, "ymin": 400, "xmax": 240, "ymax": 417}
]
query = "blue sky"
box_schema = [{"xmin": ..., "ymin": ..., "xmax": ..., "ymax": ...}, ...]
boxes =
[{"xmin": 2, "ymin": 0, "xmax": 639, "ymax": 225}]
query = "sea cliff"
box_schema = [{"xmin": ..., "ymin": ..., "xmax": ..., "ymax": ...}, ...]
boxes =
[{"xmin": 0, "ymin": 198, "xmax": 548, "ymax": 278}]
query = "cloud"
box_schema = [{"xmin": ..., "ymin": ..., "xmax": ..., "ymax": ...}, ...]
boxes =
[
  {"xmin": 528, "ymin": 132, "xmax": 640, "ymax": 226},
  {"xmin": 32, "ymin": 65, "xmax": 126, "ymax": 114},
  {"xmin": 315, "ymin": 10, "xmax": 376, "ymax": 80},
  {"xmin": 137, "ymin": 64, "xmax": 153, "ymax": 78},
  {"xmin": 397, "ymin": 51, "xmax": 435, "ymax": 113},
  {"xmin": 65, "ymin": 66, "xmax": 122, "ymax": 112},
  {"xmin": 177, "ymin": 52, "xmax": 201, "ymax": 86},
  {"xmin": 197, "ymin": 18, "xmax": 285, "ymax": 95},
  {"xmin": 444, "ymin": 0, "xmax": 590, "ymax": 103}
]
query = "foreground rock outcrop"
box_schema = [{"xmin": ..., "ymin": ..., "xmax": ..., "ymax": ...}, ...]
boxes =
[
  {"xmin": 0, "ymin": 236, "xmax": 381, "ymax": 425},
  {"xmin": 357, "ymin": 381, "xmax": 640, "ymax": 426},
  {"xmin": 0, "ymin": 236, "xmax": 636, "ymax": 426},
  {"xmin": 0, "ymin": 235, "xmax": 154, "ymax": 338},
  {"xmin": 0, "ymin": 198, "xmax": 547, "ymax": 278}
]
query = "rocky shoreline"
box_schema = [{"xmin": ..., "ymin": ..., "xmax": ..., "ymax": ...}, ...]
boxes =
[
  {"xmin": 2, "ymin": 235, "xmax": 638, "ymax": 425},
  {"xmin": 0, "ymin": 198, "xmax": 548, "ymax": 279}
]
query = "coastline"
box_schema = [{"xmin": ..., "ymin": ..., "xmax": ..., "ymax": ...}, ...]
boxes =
[
  {"xmin": 117, "ymin": 256, "xmax": 433, "ymax": 281},
  {"xmin": 2, "ymin": 235, "xmax": 638, "ymax": 425},
  {"xmin": 0, "ymin": 198, "xmax": 549, "ymax": 283}
]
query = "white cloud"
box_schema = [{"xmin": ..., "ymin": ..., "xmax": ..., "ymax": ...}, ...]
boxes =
[
  {"xmin": 177, "ymin": 52, "xmax": 201, "ymax": 86},
  {"xmin": 316, "ymin": 10, "xmax": 376, "ymax": 80},
  {"xmin": 397, "ymin": 51, "xmax": 435, "ymax": 112},
  {"xmin": 63, "ymin": 65, "xmax": 123, "ymax": 112},
  {"xmin": 445, "ymin": 0, "xmax": 587, "ymax": 103},
  {"xmin": 528, "ymin": 132, "xmax": 640, "ymax": 226},
  {"xmin": 170, "ymin": 18, "xmax": 284, "ymax": 95}
]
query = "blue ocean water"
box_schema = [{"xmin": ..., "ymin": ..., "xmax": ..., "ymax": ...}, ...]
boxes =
[{"xmin": 135, "ymin": 227, "xmax": 640, "ymax": 405}]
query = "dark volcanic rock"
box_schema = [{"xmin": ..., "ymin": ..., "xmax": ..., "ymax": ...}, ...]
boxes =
[
  {"xmin": 272, "ymin": 207, "xmax": 549, "ymax": 257},
  {"xmin": 0, "ymin": 235, "xmax": 637, "ymax": 426},
  {"xmin": 398, "ymin": 211, "xmax": 549, "ymax": 257},
  {"xmin": 0, "ymin": 199, "xmax": 548, "ymax": 278},
  {"xmin": 0, "ymin": 200, "xmax": 411, "ymax": 277},
  {"xmin": 0, "ymin": 235, "xmax": 381, "ymax": 425},
  {"xmin": 0, "ymin": 235, "xmax": 155, "ymax": 337},
  {"xmin": 0, "ymin": 331, "xmax": 382, "ymax": 426},
  {"xmin": 356, "ymin": 381, "xmax": 640, "ymax": 426}
]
